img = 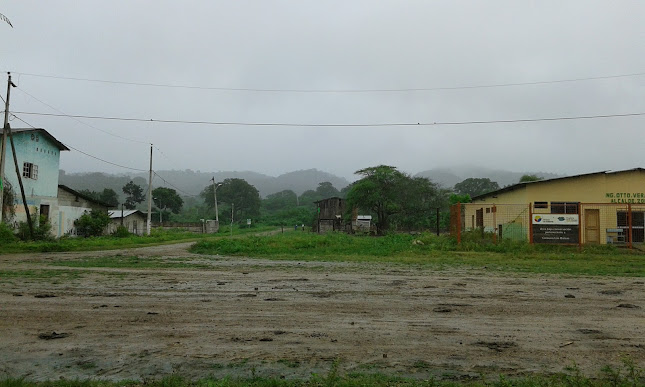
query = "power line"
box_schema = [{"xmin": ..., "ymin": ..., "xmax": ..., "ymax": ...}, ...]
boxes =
[
  {"xmin": 11, "ymin": 110, "xmax": 645, "ymax": 128},
  {"xmin": 11, "ymin": 70, "xmax": 645, "ymax": 93},
  {"xmin": 10, "ymin": 114, "xmax": 148, "ymax": 172},
  {"xmin": 15, "ymin": 87, "xmax": 150, "ymax": 145},
  {"xmin": 153, "ymin": 171, "xmax": 200, "ymax": 197}
]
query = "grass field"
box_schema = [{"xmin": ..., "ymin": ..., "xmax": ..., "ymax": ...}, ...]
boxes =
[
  {"xmin": 190, "ymin": 232, "xmax": 645, "ymax": 277},
  {"xmin": 0, "ymin": 225, "xmax": 276, "ymax": 254}
]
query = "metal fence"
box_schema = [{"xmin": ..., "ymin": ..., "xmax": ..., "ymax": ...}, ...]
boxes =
[{"xmin": 450, "ymin": 202, "xmax": 645, "ymax": 248}]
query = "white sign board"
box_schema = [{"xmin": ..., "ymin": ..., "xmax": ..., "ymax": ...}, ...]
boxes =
[
  {"xmin": 246, "ymin": 219, "xmax": 251, "ymax": 225},
  {"xmin": 532, "ymin": 214, "xmax": 579, "ymax": 225}
]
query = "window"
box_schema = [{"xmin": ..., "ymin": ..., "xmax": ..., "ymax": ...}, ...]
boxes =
[
  {"xmin": 534, "ymin": 202, "xmax": 548, "ymax": 209},
  {"xmin": 22, "ymin": 162, "xmax": 38, "ymax": 180},
  {"xmin": 617, "ymin": 211, "xmax": 645, "ymax": 243},
  {"xmin": 551, "ymin": 202, "xmax": 578, "ymax": 214}
]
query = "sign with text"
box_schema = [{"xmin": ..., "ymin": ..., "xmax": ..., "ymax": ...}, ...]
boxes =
[
  {"xmin": 532, "ymin": 214, "xmax": 579, "ymax": 244},
  {"xmin": 605, "ymin": 192, "xmax": 645, "ymax": 203},
  {"xmin": 532, "ymin": 214, "xmax": 579, "ymax": 225}
]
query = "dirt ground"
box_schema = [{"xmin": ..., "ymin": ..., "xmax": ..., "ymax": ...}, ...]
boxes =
[{"xmin": 0, "ymin": 242, "xmax": 643, "ymax": 381}]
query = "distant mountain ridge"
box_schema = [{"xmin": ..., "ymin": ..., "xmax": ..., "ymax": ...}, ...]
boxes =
[
  {"xmin": 415, "ymin": 166, "xmax": 561, "ymax": 188},
  {"xmin": 59, "ymin": 168, "xmax": 350, "ymax": 199}
]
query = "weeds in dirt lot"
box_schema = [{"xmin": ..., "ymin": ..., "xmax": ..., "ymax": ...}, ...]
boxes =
[
  {"xmin": 190, "ymin": 232, "xmax": 645, "ymax": 276},
  {"xmin": 1, "ymin": 360, "xmax": 644, "ymax": 386},
  {"xmin": 0, "ymin": 226, "xmax": 276, "ymax": 255},
  {"xmin": 0, "ymin": 269, "xmax": 83, "ymax": 282},
  {"xmin": 48, "ymin": 256, "xmax": 210, "ymax": 270}
]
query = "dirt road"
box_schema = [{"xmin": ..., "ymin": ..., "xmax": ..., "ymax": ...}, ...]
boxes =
[{"xmin": 0, "ymin": 243, "xmax": 643, "ymax": 381}]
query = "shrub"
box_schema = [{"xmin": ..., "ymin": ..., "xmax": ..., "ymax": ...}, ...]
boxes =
[
  {"xmin": 16, "ymin": 214, "xmax": 54, "ymax": 241},
  {"xmin": 75, "ymin": 210, "xmax": 111, "ymax": 237},
  {"xmin": 0, "ymin": 222, "xmax": 16, "ymax": 243},
  {"xmin": 111, "ymin": 225, "xmax": 131, "ymax": 238}
]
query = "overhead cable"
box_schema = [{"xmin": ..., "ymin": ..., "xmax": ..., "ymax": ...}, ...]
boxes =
[
  {"xmin": 10, "ymin": 114, "xmax": 148, "ymax": 172},
  {"xmin": 12, "ymin": 110, "xmax": 645, "ymax": 128},
  {"xmin": 16, "ymin": 88, "xmax": 150, "ymax": 145},
  {"xmin": 10, "ymin": 70, "xmax": 645, "ymax": 93},
  {"xmin": 153, "ymin": 171, "xmax": 200, "ymax": 197}
]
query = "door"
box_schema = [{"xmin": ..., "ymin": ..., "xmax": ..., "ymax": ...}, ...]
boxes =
[
  {"xmin": 585, "ymin": 209, "xmax": 600, "ymax": 244},
  {"xmin": 39, "ymin": 204, "xmax": 50, "ymax": 220}
]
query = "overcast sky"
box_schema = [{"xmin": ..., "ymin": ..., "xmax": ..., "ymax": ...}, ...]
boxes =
[{"xmin": 2, "ymin": 1, "xmax": 645, "ymax": 182}]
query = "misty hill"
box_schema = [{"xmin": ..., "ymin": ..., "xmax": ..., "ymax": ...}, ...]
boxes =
[
  {"xmin": 59, "ymin": 168, "xmax": 350, "ymax": 200},
  {"xmin": 415, "ymin": 166, "xmax": 561, "ymax": 189}
]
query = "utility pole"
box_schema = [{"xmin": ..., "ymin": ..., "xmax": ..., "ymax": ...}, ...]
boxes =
[
  {"xmin": 146, "ymin": 144, "xmax": 153, "ymax": 235},
  {"xmin": 230, "ymin": 202, "xmax": 234, "ymax": 237},
  {"xmin": 211, "ymin": 177, "xmax": 221, "ymax": 223},
  {"xmin": 0, "ymin": 72, "xmax": 16, "ymax": 223}
]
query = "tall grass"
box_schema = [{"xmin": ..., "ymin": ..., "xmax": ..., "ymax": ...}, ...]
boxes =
[
  {"xmin": 0, "ymin": 225, "xmax": 277, "ymax": 254},
  {"xmin": 190, "ymin": 232, "xmax": 645, "ymax": 277}
]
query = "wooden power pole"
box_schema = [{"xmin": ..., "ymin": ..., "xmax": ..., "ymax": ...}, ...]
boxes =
[
  {"xmin": 0, "ymin": 72, "xmax": 14, "ymax": 222},
  {"xmin": 146, "ymin": 144, "xmax": 153, "ymax": 235}
]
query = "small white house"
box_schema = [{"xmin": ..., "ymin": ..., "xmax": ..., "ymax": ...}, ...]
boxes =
[
  {"xmin": 354, "ymin": 215, "xmax": 372, "ymax": 232},
  {"xmin": 107, "ymin": 209, "xmax": 147, "ymax": 236},
  {"xmin": 56, "ymin": 185, "xmax": 111, "ymax": 237}
]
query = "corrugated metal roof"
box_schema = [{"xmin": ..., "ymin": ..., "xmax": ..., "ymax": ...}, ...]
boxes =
[
  {"xmin": 471, "ymin": 168, "xmax": 645, "ymax": 201},
  {"xmin": 108, "ymin": 210, "xmax": 145, "ymax": 219}
]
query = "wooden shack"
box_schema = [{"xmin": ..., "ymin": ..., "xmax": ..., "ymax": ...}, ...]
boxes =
[{"xmin": 314, "ymin": 197, "xmax": 346, "ymax": 233}]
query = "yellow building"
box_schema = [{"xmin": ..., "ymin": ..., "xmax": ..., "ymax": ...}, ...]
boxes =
[{"xmin": 462, "ymin": 168, "xmax": 645, "ymax": 245}]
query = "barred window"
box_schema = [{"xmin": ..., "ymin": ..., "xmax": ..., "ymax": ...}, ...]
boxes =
[
  {"xmin": 22, "ymin": 162, "xmax": 38, "ymax": 180},
  {"xmin": 551, "ymin": 202, "xmax": 578, "ymax": 214}
]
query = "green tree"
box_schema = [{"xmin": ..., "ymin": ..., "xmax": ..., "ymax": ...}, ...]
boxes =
[
  {"xmin": 263, "ymin": 190, "xmax": 298, "ymax": 212},
  {"xmin": 519, "ymin": 174, "xmax": 543, "ymax": 183},
  {"xmin": 122, "ymin": 181, "xmax": 145, "ymax": 210},
  {"xmin": 201, "ymin": 178, "xmax": 261, "ymax": 222},
  {"xmin": 298, "ymin": 190, "xmax": 320, "ymax": 207},
  {"xmin": 453, "ymin": 178, "xmax": 500, "ymax": 198},
  {"xmin": 99, "ymin": 188, "xmax": 119, "ymax": 207},
  {"xmin": 315, "ymin": 181, "xmax": 340, "ymax": 199},
  {"xmin": 396, "ymin": 176, "xmax": 445, "ymax": 230},
  {"xmin": 74, "ymin": 210, "xmax": 111, "ymax": 237},
  {"xmin": 152, "ymin": 187, "xmax": 183, "ymax": 222},
  {"xmin": 345, "ymin": 165, "xmax": 405, "ymax": 235},
  {"xmin": 79, "ymin": 189, "xmax": 98, "ymax": 199},
  {"xmin": 449, "ymin": 193, "xmax": 472, "ymax": 205}
]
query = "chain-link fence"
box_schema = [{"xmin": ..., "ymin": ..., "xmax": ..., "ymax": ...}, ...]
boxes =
[{"xmin": 450, "ymin": 202, "xmax": 645, "ymax": 248}]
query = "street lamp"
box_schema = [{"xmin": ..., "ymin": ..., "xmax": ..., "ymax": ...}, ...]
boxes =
[
  {"xmin": 211, "ymin": 178, "xmax": 222, "ymax": 222},
  {"xmin": 153, "ymin": 197, "xmax": 163, "ymax": 224}
]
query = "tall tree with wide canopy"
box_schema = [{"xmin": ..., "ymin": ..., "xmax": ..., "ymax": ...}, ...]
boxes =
[
  {"xmin": 345, "ymin": 165, "xmax": 405, "ymax": 235},
  {"xmin": 315, "ymin": 181, "xmax": 340, "ymax": 198},
  {"xmin": 152, "ymin": 187, "xmax": 183, "ymax": 222},
  {"xmin": 263, "ymin": 190, "xmax": 298, "ymax": 212},
  {"xmin": 201, "ymin": 178, "xmax": 261, "ymax": 222},
  {"xmin": 122, "ymin": 181, "xmax": 145, "ymax": 210},
  {"xmin": 346, "ymin": 165, "xmax": 445, "ymax": 234},
  {"xmin": 453, "ymin": 178, "xmax": 500, "ymax": 198}
]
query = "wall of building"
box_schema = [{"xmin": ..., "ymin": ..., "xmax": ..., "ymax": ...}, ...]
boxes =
[
  {"xmin": 107, "ymin": 214, "xmax": 147, "ymax": 235},
  {"xmin": 3, "ymin": 131, "xmax": 62, "ymax": 200},
  {"xmin": 56, "ymin": 187, "xmax": 108, "ymax": 237},
  {"xmin": 463, "ymin": 170, "xmax": 645, "ymax": 244}
]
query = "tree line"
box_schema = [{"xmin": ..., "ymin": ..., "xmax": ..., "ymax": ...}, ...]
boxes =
[{"xmin": 76, "ymin": 168, "xmax": 543, "ymax": 234}]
